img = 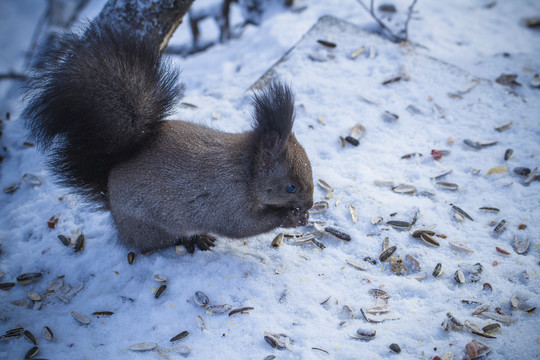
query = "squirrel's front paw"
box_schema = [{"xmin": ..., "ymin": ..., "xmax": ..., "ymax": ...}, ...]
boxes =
[
  {"xmin": 283, "ymin": 208, "xmax": 309, "ymax": 228},
  {"xmin": 179, "ymin": 234, "xmax": 216, "ymax": 253}
]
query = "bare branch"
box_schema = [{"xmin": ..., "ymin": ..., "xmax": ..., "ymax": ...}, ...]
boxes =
[
  {"xmin": 356, "ymin": 0, "xmax": 418, "ymax": 43},
  {"xmin": 0, "ymin": 73, "xmax": 27, "ymax": 81}
]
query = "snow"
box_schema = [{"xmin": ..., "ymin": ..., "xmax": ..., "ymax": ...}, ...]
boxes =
[{"xmin": 1, "ymin": 0, "xmax": 539, "ymax": 359}]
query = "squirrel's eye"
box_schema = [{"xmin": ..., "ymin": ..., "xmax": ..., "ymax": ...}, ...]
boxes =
[{"xmin": 286, "ymin": 184, "xmax": 297, "ymax": 193}]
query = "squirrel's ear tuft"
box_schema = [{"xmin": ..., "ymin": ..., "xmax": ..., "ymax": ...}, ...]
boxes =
[{"xmin": 252, "ymin": 79, "xmax": 295, "ymax": 169}]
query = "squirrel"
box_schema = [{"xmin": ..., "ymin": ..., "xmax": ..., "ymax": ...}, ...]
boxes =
[{"xmin": 23, "ymin": 20, "xmax": 314, "ymax": 253}]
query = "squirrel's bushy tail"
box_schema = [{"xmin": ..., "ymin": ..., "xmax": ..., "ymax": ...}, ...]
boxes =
[{"xmin": 23, "ymin": 20, "xmax": 184, "ymax": 206}]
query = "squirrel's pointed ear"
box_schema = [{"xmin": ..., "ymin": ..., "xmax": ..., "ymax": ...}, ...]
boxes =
[{"xmin": 251, "ymin": 79, "xmax": 295, "ymax": 170}]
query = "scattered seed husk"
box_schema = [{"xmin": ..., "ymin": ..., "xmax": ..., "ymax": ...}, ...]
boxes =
[
  {"xmin": 478, "ymin": 311, "xmax": 512, "ymax": 325},
  {"xmin": 510, "ymin": 294, "xmax": 520, "ymax": 309},
  {"xmin": 432, "ymin": 263, "xmax": 443, "ymax": 277},
  {"xmin": 389, "ymin": 343, "xmax": 401, "ymax": 353},
  {"xmin": 24, "ymin": 346, "xmax": 39, "ymax": 359},
  {"xmin": 369, "ymin": 46, "xmax": 376, "ymax": 59},
  {"xmin": 194, "ymin": 291, "xmax": 209, "ymax": 307},
  {"xmin": 57, "ymin": 235, "xmax": 70, "ymax": 246},
  {"xmin": 379, "ymin": 246, "xmax": 397, "ymax": 262},
  {"xmin": 479, "ymin": 207, "xmax": 500, "ymax": 213},
  {"xmin": 419, "ymin": 233, "xmax": 440, "ymax": 247},
  {"xmin": 361, "ymin": 308, "xmax": 400, "ymax": 323},
  {"xmin": 458, "ymin": 80, "xmax": 479, "ymax": 94},
  {"xmin": 229, "ymin": 306, "xmax": 254, "ymax": 316},
  {"xmin": 494, "ymin": 120, "xmax": 513, "ymax": 132},
  {"xmin": 463, "ymin": 139, "xmax": 482, "ymax": 150},
  {"xmin": 23, "ymin": 330, "xmax": 38, "ymax": 345},
  {"xmin": 206, "ymin": 304, "xmax": 232, "ymax": 314},
  {"xmin": 0, "ymin": 282, "xmax": 15, "ymax": 291},
  {"xmin": 71, "ymin": 311, "xmax": 90, "ymax": 325},
  {"xmin": 392, "ymin": 184, "xmax": 416, "ymax": 194},
  {"xmin": 317, "ymin": 39, "xmax": 336, "ymax": 48},
  {"xmin": 436, "ymin": 182, "xmax": 458, "ymax": 191},
  {"xmin": 344, "ymin": 135, "xmax": 359, "ymax": 147},
  {"xmin": 411, "ymin": 229, "xmax": 435, "ymax": 238},
  {"xmin": 283, "ymin": 230, "xmax": 303, "ymax": 238},
  {"xmin": 346, "ymin": 259, "xmax": 368, "ymax": 271},
  {"xmin": 271, "ymin": 233, "xmax": 284, "ymax": 247},
  {"xmin": 22, "ymin": 173, "xmax": 43, "ymax": 185},
  {"xmin": 28, "ymin": 290, "xmax": 41, "ymax": 301},
  {"xmin": 348, "ymin": 205, "xmax": 357, "ymax": 224},
  {"xmin": 482, "ymin": 323, "xmax": 501, "ymax": 335},
  {"xmin": 496, "ymin": 73, "xmax": 521, "ymax": 86},
  {"xmin": 451, "ymin": 204, "xmax": 473, "ymax": 221},
  {"xmin": 449, "ymin": 241, "xmax": 474, "ymax": 253},
  {"xmin": 369, "ymin": 288, "xmax": 390, "ymax": 299},
  {"xmin": 47, "ymin": 214, "xmax": 59, "ymax": 228},
  {"xmin": 350, "ymin": 46, "xmax": 366, "ymax": 59},
  {"xmin": 154, "ymin": 274, "xmax": 168, "ymax": 282},
  {"xmin": 41, "ymin": 326, "xmax": 53, "ymax": 341},
  {"xmin": 350, "ymin": 328, "xmax": 376, "ymax": 341},
  {"xmin": 504, "ymin": 149, "xmax": 514, "ymax": 161},
  {"xmin": 350, "ymin": 123, "xmax": 366, "ymax": 140},
  {"xmin": 382, "ymin": 237, "xmax": 390, "ymax": 251},
  {"xmin": 494, "ymin": 220, "xmax": 506, "ymax": 233},
  {"xmin": 3, "ymin": 182, "xmax": 20, "ymax": 194},
  {"xmin": 154, "ymin": 284, "xmax": 167, "ymax": 299},
  {"xmin": 406, "ymin": 272, "xmax": 427, "ymax": 280},
  {"xmin": 454, "ymin": 269, "xmax": 466, "ymax": 283},
  {"xmin": 126, "ymin": 251, "xmax": 136, "ymax": 264},
  {"xmin": 386, "ymin": 220, "xmax": 411, "ymax": 230},
  {"xmin": 530, "ymin": 73, "xmax": 540, "ymax": 87},
  {"xmin": 513, "ymin": 235, "xmax": 530, "ymax": 254},
  {"xmin": 317, "ymin": 179, "xmax": 333, "ymax": 191},
  {"xmin": 309, "ymin": 201, "xmax": 328, "ymax": 214},
  {"xmin": 325, "ymin": 226, "xmax": 351, "ymax": 241},
  {"xmin": 129, "ymin": 342, "xmax": 158, "ymax": 351},
  {"xmin": 487, "ymin": 165, "xmax": 508, "ymax": 175},
  {"xmin": 74, "ymin": 233, "xmax": 85, "ymax": 252},
  {"xmin": 496, "ymin": 247, "xmax": 510, "ymax": 255},
  {"xmin": 524, "ymin": 167, "xmax": 538, "ymax": 185},
  {"xmin": 364, "ymin": 304, "xmax": 392, "ymax": 315},
  {"xmin": 264, "ymin": 332, "xmax": 292, "ymax": 350},
  {"xmin": 170, "ymin": 330, "xmax": 189, "ymax": 342},
  {"xmin": 293, "ymin": 233, "xmax": 315, "ymax": 243},
  {"xmin": 432, "ymin": 103, "xmax": 445, "ymax": 118},
  {"xmin": 382, "ymin": 110, "xmax": 399, "ymax": 121},
  {"xmin": 513, "ymin": 167, "xmax": 531, "ymax": 177},
  {"xmin": 17, "ymin": 272, "xmax": 43, "ymax": 285}
]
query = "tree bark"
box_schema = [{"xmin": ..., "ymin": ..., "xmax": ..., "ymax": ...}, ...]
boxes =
[{"xmin": 97, "ymin": 0, "xmax": 195, "ymax": 51}]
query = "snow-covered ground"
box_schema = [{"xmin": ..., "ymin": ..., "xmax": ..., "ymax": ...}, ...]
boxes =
[{"xmin": 1, "ymin": 0, "xmax": 539, "ymax": 359}]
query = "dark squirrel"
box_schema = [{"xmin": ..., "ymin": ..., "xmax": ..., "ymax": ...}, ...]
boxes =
[{"xmin": 23, "ymin": 20, "xmax": 314, "ymax": 253}]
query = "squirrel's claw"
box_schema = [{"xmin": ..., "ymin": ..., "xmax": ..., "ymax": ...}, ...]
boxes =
[{"xmin": 180, "ymin": 234, "xmax": 216, "ymax": 253}]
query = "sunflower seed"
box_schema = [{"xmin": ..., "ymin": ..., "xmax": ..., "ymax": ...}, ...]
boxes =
[
  {"xmin": 524, "ymin": 167, "xmax": 538, "ymax": 185},
  {"xmin": 154, "ymin": 274, "xmax": 168, "ymax": 282},
  {"xmin": 22, "ymin": 174, "xmax": 43, "ymax": 185},
  {"xmin": 451, "ymin": 204, "xmax": 473, "ymax": 221},
  {"xmin": 463, "ymin": 139, "xmax": 482, "ymax": 150},
  {"xmin": 482, "ymin": 323, "xmax": 501, "ymax": 335},
  {"xmin": 350, "ymin": 123, "xmax": 366, "ymax": 140},
  {"xmin": 389, "ymin": 343, "xmax": 401, "ymax": 353},
  {"xmin": 419, "ymin": 233, "xmax": 440, "ymax": 247},
  {"xmin": 345, "ymin": 136, "xmax": 359, "ymax": 146},
  {"xmin": 349, "ymin": 205, "xmax": 357, "ymax": 223},
  {"xmin": 194, "ymin": 291, "xmax": 209, "ymax": 307},
  {"xmin": 17, "ymin": 273, "xmax": 43, "ymax": 285},
  {"xmin": 74, "ymin": 233, "xmax": 85, "ymax": 252},
  {"xmin": 3, "ymin": 183, "xmax": 20, "ymax": 194},
  {"xmin": 170, "ymin": 330, "xmax": 189, "ymax": 342},
  {"xmin": 229, "ymin": 307, "xmax": 254, "ymax": 316},
  {"xmin": 449, "ymin": 241, "xmax": 474, "ymax": 253},
  {"xmin": 350, "ymin": 46, "xmax": 366, "ymax": 59},
  {"xmin": 479, "ymin": 207, "xmax": 500, "ymax": 213},
  {"xmin": 24, "ymin": 346, "xmax": 39, "ymax": 359},
  {"xmin": 93, "ymin": 311, "xmax": 114, "ymax": 318},
  {"xmin": 379, "ymin": 246, "xmax": 397, "ymax": 262},
  {"xmin": 317, "ymin": 39, "xmax": 336, "ymax": 48},
  {"xmin": 458, "ymin": 80, "xmax": 479, "ymax": 94},
  {"xmin": 387, "ymin": 220, "xmax": 411, "ymax": 230},
  {"xmin": 23, "ymin": 330, "xmax": 38, "ymax": 345},
  {"xmin": 436, "ymin": 182, "xmax": 458, "ymax": 191},
  {"xmin": 504, "ymin": 149, "xmax": 514, "ymax": 161},
  {"xmin": 350, "ymin": 328, "xmax": 376, "ymax": 340},
  {"xmin": 154, "ymin": 284, "xmax": 167, "ymax": 299},
  {"xmin": 454, "ymin": 270, "xmax": 466, "ymax": 283},
  {"xmin": 127, "ymin": 251, "xmax": 136, "ymax": 264},
  {"xmin": 325, "ymin": 226, "xmax": 351, "ymax": 241},
  {"xmin": 317, "ymin": 179, "xmax": 333, "ymax": 191},
  {"xmin": 58, "ymin": 234, "xmax": 71, "ymax": 246},
  {"xmin": 495, "ymin": 120, "xmax": 513, "ymax": 132},
  {"xmin": 28, "ymin": 291, "xmax": 41, "ymax": 301},
  {"xmin": 271, "ymin": 233, "xmax": 284, "ymax": 247},
  {"xmin": 432, "ymin": 263, "xmax": 443, "ymax": 277},
  {"xmin": 494, "ymin": 220, "xmax": 506, "ymax": 233},
  {"xmin": 264, "ymin": 332, "xmax": 292, "ymax": 350},
  {"xmin": 0, "ymin": 282, "xmax": 15, "ymax": 291}
]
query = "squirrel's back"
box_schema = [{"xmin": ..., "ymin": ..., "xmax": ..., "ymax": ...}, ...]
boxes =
[{"xmin": 23, "ymin": 20, "xmax": 184, "ymax": 205}]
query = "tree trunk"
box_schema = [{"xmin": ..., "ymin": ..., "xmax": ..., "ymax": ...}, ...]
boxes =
[{"xmin": 97, "ymin": 0, "xmax": 195, "ymax": 51}]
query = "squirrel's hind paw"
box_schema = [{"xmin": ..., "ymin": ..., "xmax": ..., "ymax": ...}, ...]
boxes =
[{"xmin": 179, "ymin": 234, "xmax": 216, "ymax": 253}]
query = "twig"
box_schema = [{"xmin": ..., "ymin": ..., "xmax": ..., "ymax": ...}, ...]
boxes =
[{"xmin": 356, "ymin": 0, "xmax": 418, "ymax": 43}]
